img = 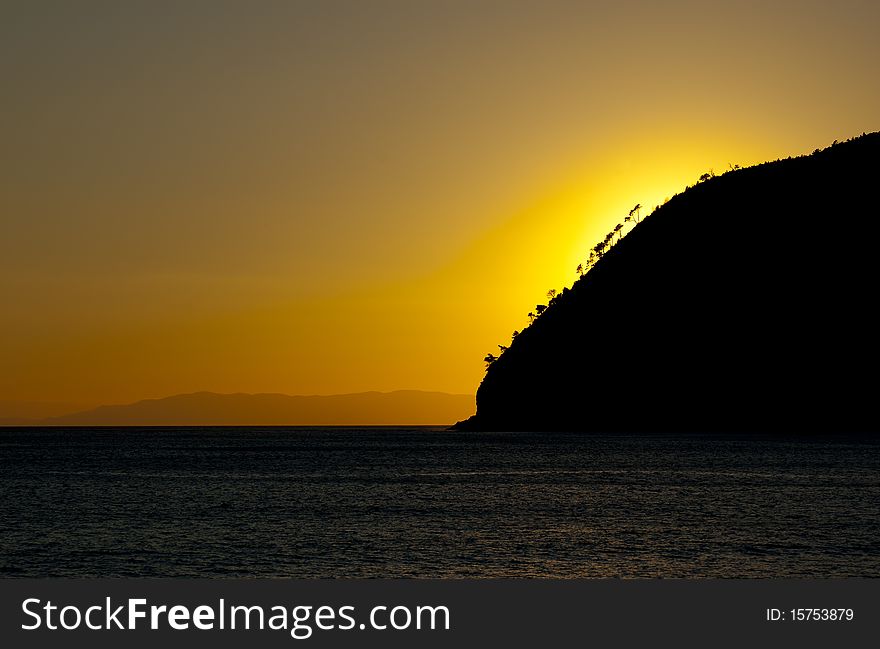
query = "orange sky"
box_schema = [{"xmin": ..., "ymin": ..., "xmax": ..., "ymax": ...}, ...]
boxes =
[{"xmin": 2, "ymin": 1, "xmax": 879, "ymax": 417}]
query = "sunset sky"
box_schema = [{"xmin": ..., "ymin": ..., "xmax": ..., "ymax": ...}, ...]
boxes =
[{"xmin": 2, "ymin": 1, "xmax": 878, "ymax": 417}]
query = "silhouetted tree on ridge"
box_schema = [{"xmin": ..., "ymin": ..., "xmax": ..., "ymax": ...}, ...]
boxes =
[{"xmin": 628, "ymin": 203, "xmax": 641, "ymax": 223}]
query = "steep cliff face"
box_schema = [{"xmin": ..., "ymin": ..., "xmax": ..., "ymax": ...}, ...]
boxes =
[{"xmin": 458, "ymin": 133, "xmax": 880, "ymax": 432}]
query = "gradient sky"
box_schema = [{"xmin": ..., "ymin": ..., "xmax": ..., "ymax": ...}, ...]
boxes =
[{"xmin": 2, "ymin": 0, "xmax": 878, "ymax": 416}]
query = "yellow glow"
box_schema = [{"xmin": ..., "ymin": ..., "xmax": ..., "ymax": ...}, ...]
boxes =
[{"xmin": 0, "ymin": 126, "xmax": 849, "ymax": 414}]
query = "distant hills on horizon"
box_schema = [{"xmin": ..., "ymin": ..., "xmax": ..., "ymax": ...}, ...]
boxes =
[{"xmin": 0, "ymin": 390, "xmax": 475, "ymax": 427}]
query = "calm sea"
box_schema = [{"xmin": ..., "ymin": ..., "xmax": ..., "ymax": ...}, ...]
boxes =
[{"xmin": 0, "ymin": 427, "xmax": 877, "ymax": 578}]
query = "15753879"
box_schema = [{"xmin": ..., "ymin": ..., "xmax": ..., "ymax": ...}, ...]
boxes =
[{"xmin": 766, "ymin": 608, "xmax": 855, "ymax": 622}]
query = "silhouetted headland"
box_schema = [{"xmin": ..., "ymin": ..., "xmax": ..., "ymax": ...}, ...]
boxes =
[{"xmin": 455, "ymin": 132, "xmax": 880, "ymax": 432}]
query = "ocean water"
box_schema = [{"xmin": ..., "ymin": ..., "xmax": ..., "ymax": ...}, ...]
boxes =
[{"xmin": 0, "ymin": 427, "xmax": 877, "ymax": 578}]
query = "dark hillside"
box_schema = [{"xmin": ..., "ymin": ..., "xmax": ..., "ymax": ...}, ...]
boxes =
[{"xmin": 457, "ymin": 133, "xmax": 880, "ymax": 431}]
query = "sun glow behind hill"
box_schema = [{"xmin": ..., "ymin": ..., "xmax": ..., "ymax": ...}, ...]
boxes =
[
  {"xmin": 0, "ymin": 126, "xmax": 853, "ymax": 417},
  {"xmin": 412, "ymin": 128, "xmax": 775, "ymax": 363}
]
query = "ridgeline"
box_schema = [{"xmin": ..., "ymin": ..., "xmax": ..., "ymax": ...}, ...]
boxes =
[
  {"xmin": 456, "ymin": 132, "xmax": 880, "ymax": 432},
  {"xmin": 2, "ymin": 391, "xmax": 475, "ymax": 427}
]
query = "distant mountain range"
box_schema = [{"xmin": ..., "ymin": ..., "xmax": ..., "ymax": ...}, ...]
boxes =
[{"xmin": 0, "ymin": 390, "xmax": 475, "ymax": 426}]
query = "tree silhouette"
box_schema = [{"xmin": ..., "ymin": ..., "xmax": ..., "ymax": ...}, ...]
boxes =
[
  {"xmin": 484, "ymin": 353, "xmax": 498, "ymax": 368},
  {"xmin": 512, "ymin": 330, "xmax": 519, "ymax": 339},
  {"xmin": 535, "ymin": 304, "xmax": 547, "ymax": 315},
  {"xmin": 527, "ymin": 311, "xmax": 535, "ymax": 323},
  {"xmin": 628, "ymin": 203, "xmax": 641, "ymax": 223},
  {"xmin": 576, "ymin": 263, "xmax": 583, "ymax": 277},
  {"xmin": 498, "ymin": 344, "xmax": 508, "ymax": 353},
  {"xmin": 547, "ymin": 289, "xmax": 557, "ymax": 300},
  {"xmin": 603, "ymin": 232, "xmax": 614, "ymax": 251}
]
